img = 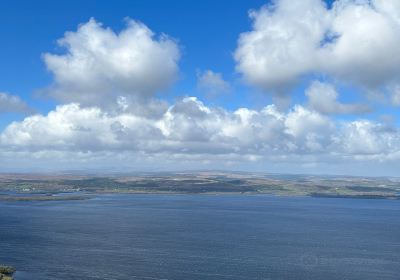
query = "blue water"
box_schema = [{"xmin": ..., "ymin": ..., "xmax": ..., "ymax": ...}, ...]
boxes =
[{"xmin": 0, "ymin": 194, "xmax": 399, "ymax": 280}]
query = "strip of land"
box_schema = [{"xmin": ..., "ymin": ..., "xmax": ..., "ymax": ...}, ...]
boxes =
[{"xmin": 0, "ymin": 172, "xmax": 399, "ymax": 201}]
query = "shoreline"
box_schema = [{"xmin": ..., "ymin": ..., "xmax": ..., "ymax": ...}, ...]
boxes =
[
  {"xmin": 0, "ymin": 191, "xmax": 398, "ymax": 202},
  {"xmin": 1, "ymin": 172, "xmax": 399, "ymax": 202}
]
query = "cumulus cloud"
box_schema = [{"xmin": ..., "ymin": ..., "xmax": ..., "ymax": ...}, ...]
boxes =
[
  {"xmin": 334, "ymin": 120, "xmax": 400, "ymax": 161},
  {"xmin": 1, "ymin": 13, "xmax": 400, "ymax": 174},
  {"xmin": 197, "ymin": 70, "xmax": 231, "ymax": 96},
  {"xmin": 235, "ymin": 0, "xmax": 329, "ymax": 92},
  {"xmin": 0, "ymin": 103, "xmax": 164, "ymax": 152},
  {"xmin": 2, "ymin": 96, "xmax": 399, "ymax": 169},
  {"xmin": 235, "ymin": 0, "xmax": 400, "ymax": 95},
  {"xmin": 0, "ymin": 92, "xmax": 33, "ymax": 114},
  {"xmin": 43, "ymin": 18, "xmax": 180, "ymax": 108},
  {"xmin": 306, "ymin": 81, "xmax": 371, "ymax": 114}
]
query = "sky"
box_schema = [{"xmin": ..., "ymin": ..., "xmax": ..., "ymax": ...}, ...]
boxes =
[{"xmin": 0, "ymin": 0, "xmax": 400, "ymax": 176}]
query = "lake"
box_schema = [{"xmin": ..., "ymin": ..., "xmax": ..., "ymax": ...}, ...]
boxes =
[{"xmin": 0, "ymin": 194, "xmax": 399, "ymax": 279}]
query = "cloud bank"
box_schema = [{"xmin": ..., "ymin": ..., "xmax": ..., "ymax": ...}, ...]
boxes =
[{"xmin": 2, "ymin": 97, "xmax": 400, "ymax": 170}]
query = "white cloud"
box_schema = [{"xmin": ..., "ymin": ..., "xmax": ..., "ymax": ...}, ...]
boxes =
[
  {"xmin": 1, "ymin": 13, "xmax": 400, "ymax": 175},
  {"xmin": 2, "ymin": 96, "xmax": 399, "ymax": 171},
  {"xmin": 284, "ymin": 105, "xmax": 334, "ymax": 152},
  {"xmin": 197, "ymin": 70, "xmax": 231, "ymax": 96},
  {"xmin": 337, "ymin": 120, "xmax": 400, "ymax": 156},
  {"xmin": 0, "ymin": 92, "xmax": 32, "ymax": 114},
  {"xmin": 43, "ymin": 18, "xmax": 180, "ymax": 108},
  {"xmin": 234, "ymin": 0, "xmax": 329, "ymax": 92},
  {"xmin": 324, "ymin": 0, "xmax": 400, "ymax": 88},
  {"xmin": 306, "ymin": 81, "xmax": 371, "ymax": 114},
  {"xmin": 0, "ymin": 103, "xmax": 163, "ymax": 152},
  {"xmin": 235, "ymin": 0, "xmax": 400, "ymax": 95}
]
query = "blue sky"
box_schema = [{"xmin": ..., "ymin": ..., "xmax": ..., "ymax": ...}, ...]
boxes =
[
  {"xmin": 0, "ymin": 0, "xmax": 265, "ymax": 115},
  {"xmin": 0, "ymin": 0, "xmax": 344, "ymax": 123},
  {"xmin": 0, "ymin": 0, "xmax": 400, "ymax": 175}
]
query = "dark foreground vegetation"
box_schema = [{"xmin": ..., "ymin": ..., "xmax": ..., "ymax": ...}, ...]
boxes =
[
  {"xmin": 0, "ymin": 266, "xmax": 15, "ymax": 280},
  {"xmin": 0, "ymin": 172, "xmax": 399, "ymax": 201}
]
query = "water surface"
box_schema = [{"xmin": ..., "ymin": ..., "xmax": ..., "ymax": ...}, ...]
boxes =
[{"xmin": 0, "ymin": 194, "xmax": 399, "ymax": 279}]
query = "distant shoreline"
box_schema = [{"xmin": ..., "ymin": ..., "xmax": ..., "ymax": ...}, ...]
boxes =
[
  {"xmin": 0, "ymin": 172, "xmax": 399, "ymax": 202},
  {"xmin": 0, "ymin": 191, "xmax": 399, "ymax": 202}
]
